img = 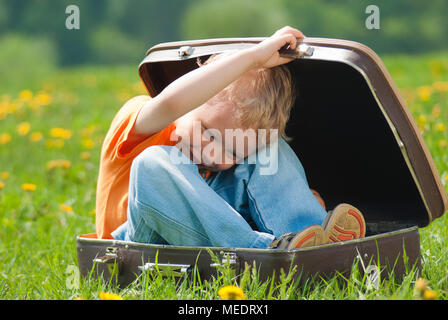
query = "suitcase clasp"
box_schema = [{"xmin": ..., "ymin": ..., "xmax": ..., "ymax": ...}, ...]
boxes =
[
  {"xmin": 178, "ymin": 46, "xmax": 194, "ymax": 59},
  {"xmin": 297, "ymin": 44, "xmax": 314, "ymax": 57},
  {"xmin": 279, "ymin": 43, "xmax": 314, "ymax": 59},
  {"xmin": 139, "ymin": 262, "xmax": 192, "ymax": 278},
  {"xmin": 93, "ymin": 247, "xmax": 121, "ymax": 276}
]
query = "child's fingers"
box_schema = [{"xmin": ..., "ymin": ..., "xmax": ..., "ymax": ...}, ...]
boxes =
[
  {"xmin": 283, "ymin": 26, "xmax": 305, "ymax": 40},
  {"xmin": 273, "ymin": 26, "xmax": 305, "ymax": 41},
  {"xmin": 278, "ymin": 33, "xmax": 298, "ymax": 50}
]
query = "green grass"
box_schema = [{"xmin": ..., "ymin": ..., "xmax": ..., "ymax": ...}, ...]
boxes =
[{"xmin": 0, "ymin": 51, "xmax": 447, "ymax": 300}]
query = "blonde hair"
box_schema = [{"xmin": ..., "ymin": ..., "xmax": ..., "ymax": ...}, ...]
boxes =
[{"xmin": 197, "ymin": 51, "xmax": 296, "ymax": 141}]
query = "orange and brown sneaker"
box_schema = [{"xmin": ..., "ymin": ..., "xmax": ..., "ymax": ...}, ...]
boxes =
[
  {"xmin": 322, "ymin": 203, "xmax": 366, "ymax": 243},
  {"xmin": 269, "ymin": 225, "xmax": 329, "ymax": 250}
]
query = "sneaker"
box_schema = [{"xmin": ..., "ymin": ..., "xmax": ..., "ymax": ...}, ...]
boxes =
[
  {"xmin": 322, "ymin": 203, "xmax": 366, "ymax": 243},
  {"xmin": 268, "ymin": 225, "xmax": 329, "ymax": 249}
]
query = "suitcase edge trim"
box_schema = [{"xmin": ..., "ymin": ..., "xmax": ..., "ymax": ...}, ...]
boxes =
[{"xmin": 76, "ymin": 226, "xmax": 419, "ymax": 253}]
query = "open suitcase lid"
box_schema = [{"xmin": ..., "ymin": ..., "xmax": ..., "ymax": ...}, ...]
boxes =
[{"xmin": 137, "ymin": 37, "xmax": 447, "ymax": 230}]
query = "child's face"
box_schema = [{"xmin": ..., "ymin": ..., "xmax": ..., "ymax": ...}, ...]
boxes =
[{"xmin": 173, "ymin": 101, "xmax": 259, "ymax": 171}]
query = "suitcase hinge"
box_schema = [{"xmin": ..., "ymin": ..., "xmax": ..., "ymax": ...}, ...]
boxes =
[
  {"xmin": 139, "ymin": 262, "xmax": 192, "ymax": 278},
  {"xmin": 210, "ymin": 251, "xmax": 238, "ymax": 268}
]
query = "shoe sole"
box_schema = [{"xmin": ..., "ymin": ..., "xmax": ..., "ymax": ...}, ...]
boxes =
[
  {"xmin": 287, "ymin": 225, "xmax": 329, "ymax": 249},
  {"xmin": 323, "ymin": 203, "xmax": 366, "ymax": 242}
]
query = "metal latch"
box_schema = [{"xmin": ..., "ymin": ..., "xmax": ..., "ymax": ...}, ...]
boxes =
[
  {"xmin": 93, "ymin": 247, "xmax": 121, "ymax": 276},
  {"xmin": 139, "ymin": 262, "xmax": 192, "ymax": 278},
  {"xmin": 297, "ymin": 43, "xmax": 314, "ymax": 57},
  {"xmin": 210, "ymin": 251, "xmax": 238, "ymax": 268},
  {"xmin": 178, "ymin": 46, "xmax": 194, "ymax": 59}
]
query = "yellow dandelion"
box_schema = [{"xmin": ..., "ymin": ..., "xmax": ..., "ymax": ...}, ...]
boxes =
[
  {"xmin": 417, "ymin": 86, "xmax": 432, "ymax": 102},
  {"xmin": 17, "ymin": 122, "xmax": 31, "ymax": 136},
  {"xmin": 60, "ymin": 203, "xmax": 74, "ymax": 213},
  {"xmin": 82, "ymin": 138, "xmax": 95, "ymax": 149},
  {"xmin": 89, "ymin": 209, "xmax": 96, "ymax": 216},
  {"xmin": 46, "ymin": 160, "xmax": 59, "ymax": 170},
  {"xmin": 0, "ymin": 181, "xmax": 4, "ymax": 190},
  {"xmin": 98, "ymin": 292, "xmax": 123, "ymax": 300},
  {"xmin": 19, "ymin": 90, "xmax": 33, "ymax": 102},
  {"xmin": 80, "ymin": 125, "xmax": 96, "ymax": 137},
  {"xmin": 439, "ymin": 139, "xmax": 447, "ymax": 148},
  {"xmin": 416, "ymin": 115, "xmax": 427, "ymax": 130},
  {"xmin": 423, "ymin": 289, "xmax": 438, "ymax": 300},
  {"xmin": 415, "ymin": 278, "xmax": 428, "ymax": 292},
  {"xmin": 28, "ymin": 97, "xmax": 43, "ymax": 112},
  {"xmin": 0, "ymin": 105, "xmax": 7, "ymax": 120},
  {"xmin": 218, "ymin": 285, "xmax": 246, "ymax": 300},
  {"xmin": 1, "ymin": 172, "xmax": 9, "ymax": 180},
  {"xmin": 80, "ymin": 151, "xmax": 91, "ymax": 160},
  {"xmin": 47, "ymin": 159, "xmax": 71, "ymax": 170},
  {"xmin": 34, "ymin": 92, "xmax": 52, "ymax": 106},
  {"xmin": 21, "ymin": 183, "xmax": 36, "ymax": 191},
  {"xmin": 30, "ymin": 132, "xmax": 43, "ymax": 142},
  {"xmin": 7, "ymin": 102, "xmax": 19, "ymax": 114},
  {"xmin": 46, "ymin": 139, "xmax": 65, "ymax": 149},
  {"xmin": 49, "ymin": 128, "xmax": 72, "ymax": 140},
  {"xmin": 433, "ymin": 81, "xmax": 448, "ymax": 92},
  {"xmin": 431, "ymin": 105, "xmax": 441, "ymax": 118},
  {"xmin": 0, "ymin": 133, "xmax": 12, "ymax": 145},
  {"xmin": 434, "ymin": 123, "xmax": 446, "ymax": 132},
  {"xmin": 60, "ymin": 160, "xmax": 71, "ymax": 169}
]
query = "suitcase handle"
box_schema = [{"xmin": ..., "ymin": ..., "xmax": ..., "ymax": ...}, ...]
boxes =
[
  {"xmin": 139, "ymin": 262, "xmax": 192, "ymax": 278},
  {"xmin": 279, "ymin": 42, "xmax": 314, "ymax": 58}
]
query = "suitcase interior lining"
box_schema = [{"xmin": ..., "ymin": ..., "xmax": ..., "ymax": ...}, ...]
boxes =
[
  {"xmin": 286, "ymin": 59, "xmax": 427, "ymax": 235},
  {"xmin": 141, "ymin": 56, "xmax": 428, "ymax": 236}
]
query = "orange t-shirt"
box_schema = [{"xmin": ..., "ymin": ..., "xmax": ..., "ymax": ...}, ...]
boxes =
[{"xmin": 95, "ymin": 95, "xmax": 176, "ymax": 239}]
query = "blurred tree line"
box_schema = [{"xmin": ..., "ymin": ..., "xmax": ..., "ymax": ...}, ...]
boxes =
[{"xmin": 0, "ymin": 0, "xmax": 447, "ymax": 67}]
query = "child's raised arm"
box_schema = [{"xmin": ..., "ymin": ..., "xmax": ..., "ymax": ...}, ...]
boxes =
[{"xmin": 134, "ymin": 26, "xmax": 304, "ymax": 136}]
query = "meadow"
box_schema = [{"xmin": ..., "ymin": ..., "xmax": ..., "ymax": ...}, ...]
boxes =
[{"xmin": 0, "ymin": 50, "xmax": 447, "ymax": 300}]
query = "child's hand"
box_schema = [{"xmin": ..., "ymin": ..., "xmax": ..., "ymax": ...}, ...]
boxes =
[
  {"xmin": 134, "ymin": 26, "xmax": 304, "ymax": 136},
  {"xmin": 250, "ymin": 26, "xmax": 305, "ymax": 69}
]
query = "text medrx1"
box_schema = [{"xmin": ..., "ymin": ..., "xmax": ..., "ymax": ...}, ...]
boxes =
[
  {"xmin": 222, "ymin": 304, "xmax": 269, "ymax": 315},
  {"xmin": 177, "ymin": 304, "xmax": 269, "ymax": 317}
]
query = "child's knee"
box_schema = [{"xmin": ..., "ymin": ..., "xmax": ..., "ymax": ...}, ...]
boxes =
[
  {"xmin": 131, "ymin": 145, "xmax": 193, "ymax": 180},
  {"xmin": 132, "ymin": 145, "xmax": 174, "ymax": 176},
  {"xmin": 128, "ymin": 147, "xmax": 176, "ymax": 196},
  {"xmin": 138, "ymin": 145, "xmax": 171, "ymax": 163}
]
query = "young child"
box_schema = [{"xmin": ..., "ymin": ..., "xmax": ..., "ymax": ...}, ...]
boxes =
[{"xmin": 95, "ymin": 26, "xmax": 366, "ymax": 249}]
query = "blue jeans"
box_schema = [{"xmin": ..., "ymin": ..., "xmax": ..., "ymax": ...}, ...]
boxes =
[{"xmin": 112, "ymin": 138, "xmax": 327, "ymax": 248}]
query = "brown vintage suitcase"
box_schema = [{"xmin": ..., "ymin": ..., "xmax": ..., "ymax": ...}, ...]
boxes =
[{"xmin": 77, "ymin": 37, "xmax": 447, "ymax": 288}]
